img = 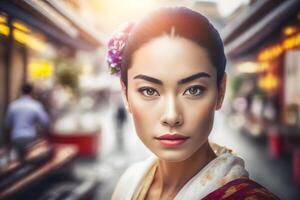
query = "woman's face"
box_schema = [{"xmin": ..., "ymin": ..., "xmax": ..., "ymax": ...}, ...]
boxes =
[{"xmin": 121, "ymin": 35, "xmax": 226, "ymax": 162}]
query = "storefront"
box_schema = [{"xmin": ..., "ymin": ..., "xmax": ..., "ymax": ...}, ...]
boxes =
[
  {"xmin": 0, "ymin": 1, "xmax": 103, "ymax": 145},
  {"xmin": 223, "ymin": 0, "xmax": 300, "ymax": 134},
  {"xmin": 0, "ymin": 1, "xmax": 103, "ymax": 198},
  {"xmin": 223, "ymin": 0, "xmax": 300, "ymax": 183},
  {"xmin": 258, "ymin": 30, "xmax": 300, "ymax": 128}
]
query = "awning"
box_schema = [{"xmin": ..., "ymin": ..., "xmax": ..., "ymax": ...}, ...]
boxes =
[
  {"xmin": 223, "ymin": 0, "xmax": 300, "ymax": 58},
  {"xmin": 0, "ymin": 0, "xmax": 104, "ymax": 51}
]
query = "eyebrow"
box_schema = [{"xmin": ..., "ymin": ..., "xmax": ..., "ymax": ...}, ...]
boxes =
[
  {"xmin": 178, "ymin": 72, "xmax": 211, "ymax": 84},
  {"xmin": 133, "ymin": 72, "xmax": 211, "ymax": 85}
]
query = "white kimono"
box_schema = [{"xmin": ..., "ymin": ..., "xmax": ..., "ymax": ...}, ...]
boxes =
[{"xmin": 112, "ymin": 149, "xmax": 249, "ymax": 200}]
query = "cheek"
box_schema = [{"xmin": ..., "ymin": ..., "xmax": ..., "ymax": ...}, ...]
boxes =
[
  {"xmin": 127, "ymin": 91, "xmax": 157, "ymax": 139},
  {"xmin": 184, "ymin": 92, "xmax": 218, "ymax": 136}
]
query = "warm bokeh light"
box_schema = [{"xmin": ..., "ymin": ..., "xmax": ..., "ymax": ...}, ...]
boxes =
[
  {"xmin": 13, "ymin": 29, "xmax": 47, "ymax": 52},
  {"xmin": 236, "ymin": 61, "xmax": 261, "ymax": 74},
  {"xmin": 83, "ymin": 0, "xmax": 194, "ymax": 36},
  {"xmin": 0, "ymin": 21, "xmax": 46, "ymax": 52},
  {"xmin": 258, "ymin": 45, "xmax": 283, "ymax": 62},
  {"xmin": 13, "ymin": 21, "xmax": 31, "ymax": 33},
  {"xmin": 0, "ymin": 14, "xmax": 6, "ymax": 23},
  {"xmin": 283, "ymin": 33, "xmax": 300, "ymax": 50},
  {"xmin": 0, "ymin": 23, "xmax": 9, "ymax": 36},
  {"xmin": 258, "ymin": 33, "xmax": 300, "ymax": 61},
  {"xmin": 283, "ymin": 26, "xmax": 297, "ymax": 36},
  {"xmin": 259, "ymin": 73, "xmax": 279, "ymax": 91}
]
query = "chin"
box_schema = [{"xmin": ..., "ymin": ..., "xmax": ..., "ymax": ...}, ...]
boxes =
[{"xmin": 154, "ymin": 149, "xmax": 194, "ymax": 163}]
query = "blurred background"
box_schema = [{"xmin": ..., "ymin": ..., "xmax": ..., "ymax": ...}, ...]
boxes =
[{"xmin": 0, "ymin": 0, "xmax": 300, "ymax": 199}]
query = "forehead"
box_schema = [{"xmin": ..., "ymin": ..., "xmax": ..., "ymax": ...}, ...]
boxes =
[{"xmin": 128, "ymin": 35, "xmax": 216, "ymax": 81}]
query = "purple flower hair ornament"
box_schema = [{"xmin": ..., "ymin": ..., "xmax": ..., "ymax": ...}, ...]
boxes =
[{"xmin": 106, "ymin": 22, "xmax": 135, "ymax": 76}]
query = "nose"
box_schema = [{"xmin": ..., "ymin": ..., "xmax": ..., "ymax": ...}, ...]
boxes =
[{"xmin": 160, "ymin": 96, "xmax": 183, "ymax": 127}]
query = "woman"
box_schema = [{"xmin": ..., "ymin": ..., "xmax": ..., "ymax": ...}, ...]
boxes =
[{"xmin": 107, "ymin": 7, "xmax": 279, "ymax": 200}]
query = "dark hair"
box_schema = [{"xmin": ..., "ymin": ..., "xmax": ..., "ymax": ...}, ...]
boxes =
[
  {"xmin": 21, "ymin": 83, "xmax": 34, "ymax": 95},
  {"xmin": 121, "ymin": 7, "xmax": 226, "ymax": 90}
]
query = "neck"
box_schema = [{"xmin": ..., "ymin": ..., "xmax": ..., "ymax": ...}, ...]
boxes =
[{"xmin": 155, "ymin": 141, "xmax": 216, "ymax": 197}]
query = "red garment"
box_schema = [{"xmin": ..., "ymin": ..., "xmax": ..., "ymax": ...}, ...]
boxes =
[{"xmin": 202, "ymin": 178, "xmax": 280, "ymax": 200}]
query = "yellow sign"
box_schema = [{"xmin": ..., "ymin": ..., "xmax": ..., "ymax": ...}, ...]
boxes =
[
  {"xmin": 28, "ymin": 59, "xmax": 53, "ymax": 79},
  {"xmin": 0, "ymin": 23, "xmax": 9, "ymax": 36}
]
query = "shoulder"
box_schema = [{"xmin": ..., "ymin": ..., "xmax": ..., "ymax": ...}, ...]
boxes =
[
  {"xmin": 30, "ymin": 98, "xmax": 43, "ymax": 107},
  {"xmin": 8, "ymin": 99, "xmax": 20, "ymax": 109},
  {"xmin": 26, "ymin": 98, "xmax": 45, "ymax": 113},
  {"xmin": 11, "ymin": 97, "xmax": 41, "ymax": 109},
  {"xmin": 202, "ymin": 178, "xmax": 280, "ymax": 200},
  {"xmin": 7, "ymin": 99, "xmax": 23, "ymax": 113},
  {"xmin": 111, "ymin": 156, "xmax": 156, "ymax": 200}
]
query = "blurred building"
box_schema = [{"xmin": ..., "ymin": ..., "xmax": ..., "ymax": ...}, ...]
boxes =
[
  {"xmin": 0, "ymin": 1, "xmax": 105, "ymax": 199},
  {"xmin": 0, "ymin": 0, "xmax": 104, "ymax": 144},
  {"xmin": 223, "ymin": 0, "xmax": 300, "ymax": 157}
]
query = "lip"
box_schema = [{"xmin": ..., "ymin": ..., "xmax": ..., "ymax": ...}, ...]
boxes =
[
  {"xmin": 155, "ymin": 134, "xmax": 189, "ymax": 147},
  {"xmin": 156, "ymin": 134, "xmax": 189, "ymax": 140}
]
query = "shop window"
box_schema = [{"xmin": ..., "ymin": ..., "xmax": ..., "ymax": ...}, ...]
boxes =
[
  {"xmin": 284, "ymin": 50, "xmax": 300, "ymax": 127},
  {"xmin": 0, "ymin": 32, "xmax": 5, "ymax": 145}
]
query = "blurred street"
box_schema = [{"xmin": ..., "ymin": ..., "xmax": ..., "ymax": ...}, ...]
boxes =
[{"xmin": 1, "ymin": 0, "xmax": 300, "ymax": 199}]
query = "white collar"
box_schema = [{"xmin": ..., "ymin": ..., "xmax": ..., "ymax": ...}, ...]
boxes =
[{"xmin": 112, "ymin": 151, "xmax": 248, "ymax": 200}]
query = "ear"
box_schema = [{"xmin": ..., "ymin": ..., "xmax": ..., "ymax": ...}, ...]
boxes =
[
  {"xmin": 215, "ymin": 72, "xmax": 227, "ymax": 110},
  {"xmin": 120, "ymin": 80, "xmax": 132, "ymax": 113}
]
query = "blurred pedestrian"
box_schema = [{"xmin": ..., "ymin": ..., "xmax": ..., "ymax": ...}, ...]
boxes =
[
  {"xmin": 5, "ymin": 83, "xmax": 50, "ymax": 162},
  {"xmin": 114, "ymin": 102, "xmax": 127, "ymax": 151}
]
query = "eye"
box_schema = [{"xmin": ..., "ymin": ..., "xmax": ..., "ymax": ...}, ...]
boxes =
[
  {"xmin": 138, "ymin": 87, "xmax": 159, "ymax": 97},
  {"xmin": 183, "ymin": 85, "xmax": 206, "ymax": 96}
]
